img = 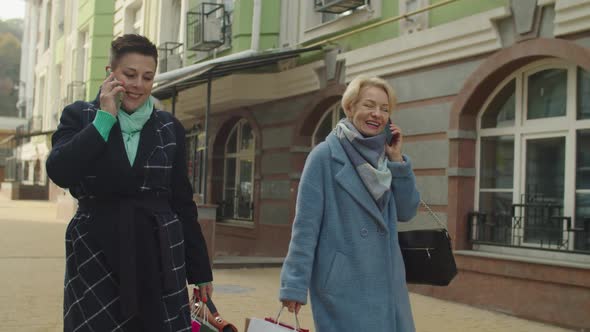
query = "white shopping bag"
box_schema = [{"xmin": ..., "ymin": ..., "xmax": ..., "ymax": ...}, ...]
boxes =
[
  {"xmin": 247, "ymin": 307, "xmax": 309, "ymax": 332},
  {"xmin": 247, "ymin": 318, "xmax": 296, "ymax": 332}
]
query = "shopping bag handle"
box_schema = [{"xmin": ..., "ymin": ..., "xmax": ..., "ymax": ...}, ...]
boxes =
[{"xmin": 274, "ymin": 306, "xmax": 301, "ymax": 331}]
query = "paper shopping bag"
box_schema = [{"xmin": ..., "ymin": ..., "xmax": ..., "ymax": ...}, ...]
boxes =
[
  {"xmin": 191, "ymin": 289, "xmax": 218, "ymax": 332},
  {"xmin": 247, "ymin": 307, "xmax": 309, "ymax": 332}
]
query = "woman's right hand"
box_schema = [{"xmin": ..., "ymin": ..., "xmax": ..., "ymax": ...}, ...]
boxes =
[
  {"xmin": 281, "ymin": 300, "xmax": 302, "ymax": 315},
  {"xmin": 100, "ymin": 72, "xmax": 126, "ymax": 116}
]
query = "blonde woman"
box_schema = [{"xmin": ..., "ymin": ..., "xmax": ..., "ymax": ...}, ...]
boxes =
[{"xmin": 279, "ymin": 75, "xmax": 420, "ymax": 331}]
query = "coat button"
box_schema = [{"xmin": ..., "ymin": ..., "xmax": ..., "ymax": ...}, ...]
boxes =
[{"xmin": 360, "ymin": 228, "xmax": 369, "ymax": 237}]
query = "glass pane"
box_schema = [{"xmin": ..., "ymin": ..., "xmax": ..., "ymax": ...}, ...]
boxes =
[
  {"xmin": 196, "ymin": 150, "xmax": 204, "ymax": 194},
  {"xmin": 575, "ymin": 194, "xmax": 590, "ymax": 251},
  {"xmin": 482, "ymin": 79, "xmax": 515, "ymax": 128},
  {"xmin": 223, "ymin": 157, "xmax": 236, "ymax": 218},
  {"xmin": 480, "ymin": 136, "xmax": 514, "ymax": 189},
  {"xmin": 237, "ymin": 159, "xmax": 253, "ymax": 219},
  {"xmin": 527, "ymin": 69, "xmax": 567, "ymax": 119},
  {"xmin": 186, "ymin": 136, "xmax": 197, "ymax": 189},
  {"xmin": 226, "ymin": 129, "xmax": 237, "ymax": 153},
  {"xmin": 313, "ymin": 112, "xmax": 334, "ymax": 146},
  {"xmin": 578, "ymin": 68, "xmax": 590, "ymax": 120},
  {"xmin": 577, "ymin": 130, "xmax": 590, "ymax": 190},
  {"xmin": 523, "ymin": 137, "xmax": 565, "ymax": 244},
  {"xmin": 224, "ymin": 157, "xmax": 236, "ymax": 188},
  {"xmin": 222, "ymin": 189, "xmax": 235, "ymax": 218},
  {"xmin": 478, "ymin": 192, "xmax": 513, "ymax": 244},
  {"xmin": 240, "ymin": 123, "xmax": 253, "ymax": 151}
]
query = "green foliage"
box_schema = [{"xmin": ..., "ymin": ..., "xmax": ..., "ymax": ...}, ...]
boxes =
[
  {"xmin": 0, "ymin": 19, "xmax": 22, "ymax": 117},
  {"xmin": 0, "ymin": 32, "xmax": 21, "ymax": 79},
  {"xmin": 0, "ymin": 19, "xmax": 23, "ymax": 41}
]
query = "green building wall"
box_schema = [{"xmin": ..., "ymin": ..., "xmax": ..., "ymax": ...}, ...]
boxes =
[
  {"xmin": 78, "ymin": 0, "xmax": 115, "ymax": 99},
  {"xmin": 301, "ymin": 0, "xmax": 508, "ymax": 53},
  {"xmin": 186, "ymin": 0, "xmax": 281, "ymax": 64}
]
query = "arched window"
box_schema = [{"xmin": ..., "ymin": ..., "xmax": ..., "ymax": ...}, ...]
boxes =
[
  {"xmin": 476, "ymin": 60, "xmax": 590, "ymax": 253},
  {"xmin": 222, "ymin": 119, "xmax": 255, "ymax": 221},
  {"xmin": 312, "ymin": 102, "xmax": 345, "ymax": 146}
]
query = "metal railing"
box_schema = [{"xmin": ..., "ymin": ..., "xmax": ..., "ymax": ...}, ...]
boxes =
[
  {"xmin": 158, "ymin": 42, "xmax": 184, "ymax": 73},
  {"xmin": 469, "ymin": 205, "xmax": 590, "ymax": 254},
  {"xmin": 186, "ymin": 2, "xmax": 227, "ymax": 51}
]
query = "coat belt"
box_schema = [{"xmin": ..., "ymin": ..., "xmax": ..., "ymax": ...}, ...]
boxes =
[{"xmin": 78, "ymin": 193, "xmax": 175, "ymax": 319}]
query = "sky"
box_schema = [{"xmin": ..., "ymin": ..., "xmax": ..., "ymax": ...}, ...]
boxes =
[{"xmin": 0, "ymin": 0, "xmax": 25, "ymax": 20}]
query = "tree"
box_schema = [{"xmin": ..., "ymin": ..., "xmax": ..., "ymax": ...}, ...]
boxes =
[
  {"xmin": 0, "ymin": 19, "xmax": 22, "ymax": 117},
  {"xmin": 0, "ymin": 32, "xmax": 21, "ymax": 80}
]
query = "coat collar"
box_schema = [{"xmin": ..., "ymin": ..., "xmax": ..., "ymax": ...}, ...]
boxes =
[{"xmin": 326, "ymin": 134, "xmax": 387, "ymax": 230}]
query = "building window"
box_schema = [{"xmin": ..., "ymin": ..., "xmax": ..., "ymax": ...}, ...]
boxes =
[
  {"xmin": 221, "ymin": 119, "xmax": 255, "ymax": 221},
  {"xmin": 44, "ymin": 1, "xmax": 52, "ymax": 50},
  {"xmin": 312, "ymin": 102, "xmax": 345, "ymax": 146},
  {"xmin": 474, "ymin": 60, "xmax": 590, "ymax": 255},
  {"xmin": 186, "ymin": 128, "xmax": 205, "ymax": 200}
]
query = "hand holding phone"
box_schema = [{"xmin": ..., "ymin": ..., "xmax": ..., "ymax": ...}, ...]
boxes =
[
  {"xmin": 101, "ymin": 69, "xmax": 125, "ymax": 115},
  {"xmin": 383, "ymin": 119, "xmax": 399, "ymax": 146}
]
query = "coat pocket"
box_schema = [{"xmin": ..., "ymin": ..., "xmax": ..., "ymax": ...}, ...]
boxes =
[{"xmin": 322, "ymin": 251, "xmax": 350, "ymax": 294}]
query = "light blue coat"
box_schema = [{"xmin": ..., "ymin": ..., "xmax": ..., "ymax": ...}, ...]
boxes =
[{"xmin": 280, "ymin": 134, "xmax": 420, "ymax": 332}]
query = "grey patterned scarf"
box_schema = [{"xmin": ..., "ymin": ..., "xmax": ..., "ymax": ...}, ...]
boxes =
[{"xmin": 334, "ymin": 118, "xmax": 392, "ymax": 211}]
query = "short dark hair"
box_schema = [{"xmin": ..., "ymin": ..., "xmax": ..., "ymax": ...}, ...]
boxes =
[{"xmin": 109, "ymin": 34, "xmax": 158, "ymax": 69}]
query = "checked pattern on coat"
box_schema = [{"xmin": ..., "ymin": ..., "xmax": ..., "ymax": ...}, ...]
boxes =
[{"xmin": 62, "ymin": 104, "xmax": 192, "ymax": 331}]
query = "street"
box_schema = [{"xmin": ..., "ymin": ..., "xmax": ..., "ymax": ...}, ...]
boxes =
[{"xmin": 0, "ymin": 199, "xmax": 573, "ymax": 332}]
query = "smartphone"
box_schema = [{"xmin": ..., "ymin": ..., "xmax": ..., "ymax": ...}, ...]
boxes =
[
  {"xmin": 383, "ymin": 118, "xmax": 398, "ymax": 146},
  {"xmin": 105, "ymin": 69, "xmax": 123, "ymax": 110}
]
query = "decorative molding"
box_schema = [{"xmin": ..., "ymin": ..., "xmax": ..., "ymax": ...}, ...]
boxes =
[
  {"xmin": 447, "ymin": 168, "xmax": 476, "ymax": 177},
  {"xmin": 537, "ymin": 0, "xmax": 556, "ymax": 7},
  {"xmin": 511, "ymin": 0, "xmax": 538, "ymax": 35},
  {"xmin": 339, "ymin": 7, "xmax": 509, "ymax": 82},
  {"xmin": 447, "ymin": 130, "xmax": 477, "ymax": 139},
  {"xmin": 554, "ymin": 0, "xmax": 590, "ymax": 36}
]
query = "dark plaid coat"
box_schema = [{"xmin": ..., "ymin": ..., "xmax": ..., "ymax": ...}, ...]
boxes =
[{"xmin": 46, "ymin": 96, "xmax": 212, "ymax": 332}]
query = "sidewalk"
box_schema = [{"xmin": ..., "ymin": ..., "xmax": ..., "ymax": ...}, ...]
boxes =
[{"xmin": 0, "ymin": 199, "xmax": 574, "ymax": 331}]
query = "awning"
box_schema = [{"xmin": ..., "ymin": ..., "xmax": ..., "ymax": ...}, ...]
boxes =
[{"xmin": 151, "ymin": 46, "xmax": 323, "ymax": 99}]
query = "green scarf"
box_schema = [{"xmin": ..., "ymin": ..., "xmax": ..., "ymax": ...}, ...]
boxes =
[{"xmin": 118, "ymin": 97, "xmax": 154, "ymax": 166}]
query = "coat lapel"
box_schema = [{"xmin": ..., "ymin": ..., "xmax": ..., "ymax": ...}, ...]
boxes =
[
  {"xmin": 131, "ymin": 110, "xmax": 158, "ymax": 172},
  {"xmin": 326, "ymin": 135, "xmax": 387, "ymax": 230}
]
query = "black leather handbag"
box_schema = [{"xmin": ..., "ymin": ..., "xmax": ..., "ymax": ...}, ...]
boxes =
[{"xmin": 398, "ymin": 199, "xmax": 458, "ymax": 286}]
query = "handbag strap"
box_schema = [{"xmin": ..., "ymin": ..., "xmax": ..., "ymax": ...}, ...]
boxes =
[{"xmin": 420, "ymin": 198, "xmax": 447, "ymax": 230}]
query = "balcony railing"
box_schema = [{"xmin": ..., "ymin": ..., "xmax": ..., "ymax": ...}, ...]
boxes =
[
  {"xmin": 187, "ymin": 2, "xmax": 227, "ymax": 51},
  {"xmin": 469, "ymin": 201, "xmax": 590, "ymax": 254},
  {"xmin": 158, "ymin": 42, "xmax": 183, "ymax": 73}
]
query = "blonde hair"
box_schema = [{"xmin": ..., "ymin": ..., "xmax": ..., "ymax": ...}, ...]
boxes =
[{"xmin": 341, "ymin": 75, "xmax": 397, "ymax": 115}]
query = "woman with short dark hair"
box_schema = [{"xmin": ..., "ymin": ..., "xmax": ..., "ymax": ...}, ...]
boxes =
[{"xmin": 47, "ymin": 34, "xmax": 213, "ymax": 332}]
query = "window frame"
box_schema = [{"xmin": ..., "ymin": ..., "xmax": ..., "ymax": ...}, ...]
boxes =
[
  {"xmin": 475, "ymin": 59, "xmax": 588, "ymax": 255},
  {"xmin": 312, "ymin": 101, "xmax": 344, "ymax": 146},
  {"xmin": 222, "ymin": 119, "xmax": 256, "ymax": 222}
]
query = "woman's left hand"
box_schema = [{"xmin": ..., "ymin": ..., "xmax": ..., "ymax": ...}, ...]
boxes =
[
  {"xmin": 385, "ymin": 122, "xmax": 404, "ymax": 162},
  {"xmin": 198, "ymin": 282, "xmax": 213, "ymax": 302}
]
